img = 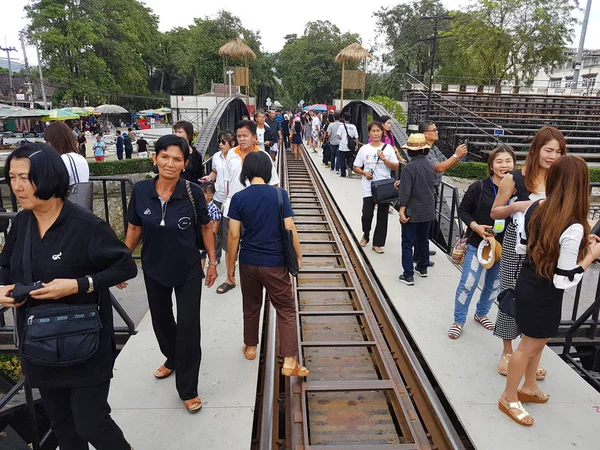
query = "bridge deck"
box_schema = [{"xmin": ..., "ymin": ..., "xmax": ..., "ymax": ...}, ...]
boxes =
[
  {"xmin": 307, "ymin": 150, "xmax": 600, "ymax": 450},
  {"xmin": 107, "ymin": 266, "xmax": 260, "ymax": 449}
]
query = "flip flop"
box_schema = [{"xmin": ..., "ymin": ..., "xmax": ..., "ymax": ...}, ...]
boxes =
[
  {"xmin": 281, "ymin": 362, "xmax": 309, "ymax": 377},
  {"xmin": 154, "ymin": 365, "xmax": 173, "ymax": 379},
  {"xmin": 216, "ymin": 282, "xmax": 236, "ymax": 294}
]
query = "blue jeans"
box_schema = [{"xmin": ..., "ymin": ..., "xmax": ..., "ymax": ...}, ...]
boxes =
[
  {"xmin": 453, "ymin": 243, "xmax": 501, "ymax": 325},
  {"xmin": 330, "ymin": 145, "xmax": 339, "ymax": 171},
  {"xmin": 401, "ymin": 221, "xmax": 431, "ymax": 278}
]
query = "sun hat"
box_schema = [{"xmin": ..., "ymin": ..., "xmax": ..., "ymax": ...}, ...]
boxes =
[
  {"xmin": 401, "ymin": 133, "xmax": 431, "ymax": 151},
  {"xmin": 477, "ymin": 236, "xmax": 502, "ymax": 270}
]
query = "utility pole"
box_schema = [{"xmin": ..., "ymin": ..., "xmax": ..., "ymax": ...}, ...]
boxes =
[
  {"xmin": 573, "ymin": 0, "xmax": 593, "ymax": 86},
  {"xmin": 35, "ymin": 43, "xmax": 47, "ymax": 108},
  {"xmin": 420, "ymin": 16, "xmax": 451, "ymax": 120},
  {"xmin": 19, "ymin": 30, "xmax": 34, "ymax": 109},
  {"xmin": 0, "ymin": 40, "xmax": 18, "ymax": 106}
]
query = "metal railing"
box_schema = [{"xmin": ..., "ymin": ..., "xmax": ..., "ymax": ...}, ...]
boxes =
[{"xmin": 431, "ymin": 181, "xmax": 464, "ymax": 254}]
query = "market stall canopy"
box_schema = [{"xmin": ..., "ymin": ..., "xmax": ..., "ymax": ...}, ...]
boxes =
[
  {"xmin": 62, "ymin": 107, "xmax": 91, "ymax": 117},
  {"xmin": 95, "ymin": 104, "xmax": 128, "ymax": 114},
  {"xmin": 84, "ymin": 106, "xmax": 101, "ymax": 115},
  {"xmin": 43, "ymin": 108, "xmax": 80, "ymax": 121},
  {"xmin": 0, "ymin": 106, "xmax": 50, "ymax": 119}
]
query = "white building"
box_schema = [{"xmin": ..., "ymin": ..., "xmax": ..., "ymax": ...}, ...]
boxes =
[{"xmin": 532, "ymin": 48, "xmax": 600, "ymax": 95}]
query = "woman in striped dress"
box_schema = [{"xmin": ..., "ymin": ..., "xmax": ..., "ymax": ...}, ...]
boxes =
[{"xmin": 490, "ymin": 126, "xmax": 566, "ymax": 379}]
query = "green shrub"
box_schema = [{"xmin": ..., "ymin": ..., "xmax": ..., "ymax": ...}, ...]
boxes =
[
  {"xmin": 446, "ymin": 162, "xmax": 489, "ymax": 180},
  {"xmin": 89, "ymin": 158, "xmax": 153, "ymax": 176},
  {"xmin": 0, "ymin": 353, "xmax": 22, "ymax": 383},
  {"xmin": 447, "ymin": 162, "xmax": 600, "ymax": 182}
]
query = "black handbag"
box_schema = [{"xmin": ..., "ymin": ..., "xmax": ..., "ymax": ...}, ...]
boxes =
[
  {"xmin": 66, "ymin": 154, "xmax": 94, "ymax": 211},
  {"xmin": 371, "ymin": 178, "xmax": 398, "ymax": 204},
  {"xmin": 185, "ymin": 180, "xmax": 206, "ymax": 250},
  {"xmin": 277, "ymin": 188, "xmax": 299, "ymax": 276},
  {"xmin": 20, "ymin": 216, "xmax": 102, "ymax": 367},
  {"xmin": 342, "ymin": 122, "xmax": 357, "ymax": 151},
  {"xmin": 497, "ymin": 287, "xmax": 516, "ymax": 318}
]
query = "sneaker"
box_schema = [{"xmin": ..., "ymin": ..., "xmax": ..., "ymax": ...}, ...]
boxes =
[
  {"xmin": 415, "ymin": 268, "xmax": 428, "ymax": 277},
  {"xmin": 398, "ymin": 275, "xmax": 414, "ymax": 285},
  {"xmin": 336, "ymin": 170, "xmax": 340, "ymax": 174},
  {"xmin": 429, "ymin": 249, "xmax": 437, "ymax": 256},
  {"xmin": 428, "ymin": 261, "xmax": 435, "ymax": 267}
]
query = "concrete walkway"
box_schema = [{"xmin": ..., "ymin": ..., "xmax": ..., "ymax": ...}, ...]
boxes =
[
  {"xmin": 307, "ymin": 150, "xmax": 600, "ymax": 450},
  {"xmin": 108, "ymin": 267, "xmax": 260, "ymax": 450}
]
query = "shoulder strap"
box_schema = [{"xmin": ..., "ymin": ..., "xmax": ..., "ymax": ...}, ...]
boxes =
[
  {"xmin": 185, "ymin": 180, "xmax": 199, "ymax": 231},
  {"xmin": 23, "ymin": 214, "xmax": 32, "ymax": 284},
  {"xmin": 67, "ymin": 154, "xmax": 80, "ymax": 184},
  {"xmin": 276, "ymin": 187, "xmax": 285, "ymax": 231}
]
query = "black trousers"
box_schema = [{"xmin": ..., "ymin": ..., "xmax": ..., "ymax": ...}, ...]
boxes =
[
  {"xmin": 116, "ymin": 146, "xmax": 123, "ymax": 160},
  {"xmin": 339, "ymin": 151, "xmax": 352, "ymax": 177},
  {"xmin": 39, "ymin": 381, "xmax": 129, "ymax": 450},
  {"xmin": 361, "ymin": 196, "xmax": 390, "ymax": 247},
  {"xmin": 124, "ymin": 147, "xmax": 132, "ymax": 159},
  {"xmin": 144, "ymin": 272, "xmax": 202, "ymax": 400}
]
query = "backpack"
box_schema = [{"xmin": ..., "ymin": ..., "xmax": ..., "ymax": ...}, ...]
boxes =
[{"xmin": 343, "ymin": 122, "xmax": 357, "ymax": 151}]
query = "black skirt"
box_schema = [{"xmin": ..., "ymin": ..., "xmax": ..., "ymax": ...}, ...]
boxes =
[{"xmin": 515, "ymin": 261, "xmax": 564, "ymax": 339}]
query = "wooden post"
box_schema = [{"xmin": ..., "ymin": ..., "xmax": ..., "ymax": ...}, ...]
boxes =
[
  {"xmin": 245, "ymin": 58, "xmax": 250, "ymax": 105},
  {"xmin": 362, "ymin": 58, "xmax": 366, "ymax": 100},
  {"xmin": 340, "ymin": 59, "xmax": 345, "ymax": 109}
]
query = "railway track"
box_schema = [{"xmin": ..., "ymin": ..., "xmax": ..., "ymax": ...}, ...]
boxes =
[{"xmin": 253, "ymin": 147, "xmax": 471, "ymax": 450}]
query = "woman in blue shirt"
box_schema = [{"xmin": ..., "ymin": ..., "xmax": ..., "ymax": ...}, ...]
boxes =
[{"xmin": 227, "ymin": 151, "xmax": 308, "ymax": 377}]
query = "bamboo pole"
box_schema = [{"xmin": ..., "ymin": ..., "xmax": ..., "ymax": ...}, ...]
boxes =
[
  {"xmin": 340, "ymin": 60, "xmax": 345, "ymax": 109},
  {"xmin": 245, "ymin": 57, "xmax": 250, "ymax": 105}
]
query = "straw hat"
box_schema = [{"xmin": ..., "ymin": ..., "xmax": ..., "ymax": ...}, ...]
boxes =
[
  {"xmin": 477, "ymin": 236, "xmax": 502, "ymax": 270},
  {"xmin": 402, "ymin": 133, "xmax": 431, "ymax": 151}
]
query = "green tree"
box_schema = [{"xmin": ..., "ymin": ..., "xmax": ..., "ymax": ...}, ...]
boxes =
[
  {"xmin": 438, "ymin": 0, "xmax": 577, "ymax": 85},
  {"xmin": 374, "ymin": 0, "xmax": 449, "ymax": 84},
  {"xmin": 368, "ymin": 95, "xmax": 407, "ymax": 125},
  {"xmin": 275, "ymin": 21, "xmax": 361, "ymax": 104},
  {"xmin": 26, "ymin": 0, "xmax": 160, "ymax": 106}
]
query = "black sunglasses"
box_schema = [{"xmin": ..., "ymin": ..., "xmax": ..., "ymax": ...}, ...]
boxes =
[{"xmin": 219, "ymin": 139, "xmax": 229, "ymax": 145}]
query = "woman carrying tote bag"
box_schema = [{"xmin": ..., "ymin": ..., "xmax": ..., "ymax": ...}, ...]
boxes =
[{"xmin": 352, "ymin": 121, "xmax": 399, "ymax": 254}]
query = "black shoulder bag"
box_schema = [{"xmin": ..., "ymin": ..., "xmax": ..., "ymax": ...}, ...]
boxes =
[
  {"xmin": 277, "ymin": 188, "xmax": 299, "ymax": 276},
  {"xmin": 342, "ymin": 122, "xmax": 357, "ymax": 152},
  {"xmin": 370, "ymin": 145, "xmax": 398, "ymax": 204},
  {"xmin": 66, "ymin": 154, "xmax": 94, "ymax": 211},
  {"xmin": 185, "ymin": 180, "xmax": 206, "ymax": 251},
  {"xmin": 20, "ymin": 215, "xmax": 102, "ymax": 367}
]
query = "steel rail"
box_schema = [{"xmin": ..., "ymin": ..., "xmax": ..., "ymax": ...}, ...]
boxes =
[{"xmin": 278, "ymin": 145, "xmax": 467, "ymax": 449}]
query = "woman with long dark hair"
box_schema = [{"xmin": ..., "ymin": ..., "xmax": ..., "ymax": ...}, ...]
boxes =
[
  {"xmin": 490, "ymin": 126, "xmax": 566, "ymax": 379},
  {"xmin": 174, "ymin": 120, "xmax": 204, "ymax": 182},
  {"xmin": 498, "ymin": 156, "xmax": 600, "ymax": 426},
  {"xmin": 291, "ymin": 117, "xmax": 303, "ymax": 160}
]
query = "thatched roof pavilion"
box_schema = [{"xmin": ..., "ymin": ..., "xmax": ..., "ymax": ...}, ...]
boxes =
[
  {"xmin": 335, "ymin": 43, "xmax": 372, "ymax": 63},
  {"xmin": 335, "ymin": 43, "xmax": 372, "ymax": 107},
  {"xmin": 218, "ymin": 39, "xmax": 256, "ymax": 60}
]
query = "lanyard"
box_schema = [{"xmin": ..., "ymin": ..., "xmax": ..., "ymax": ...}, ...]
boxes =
[{"xmin": 491, "ymin": 178, "xmax": 498, "ymax": 198}]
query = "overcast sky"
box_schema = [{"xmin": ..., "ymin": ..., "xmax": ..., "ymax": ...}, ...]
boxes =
[{"xmin": 4, "ymin": 0, "xmax": 600, "ymax": 68}]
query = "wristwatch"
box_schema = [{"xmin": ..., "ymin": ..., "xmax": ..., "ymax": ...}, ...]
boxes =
[
  {"xmin": 451, "ymin": 154, "xmax": 459, "ymax": 160},
  {"xmin": 208, "ymin": 261, "xmax": 218, "ymax": 266},
  {"xmin": 86, "ymin": 275, "xmax": 94, "ymax": 294}
]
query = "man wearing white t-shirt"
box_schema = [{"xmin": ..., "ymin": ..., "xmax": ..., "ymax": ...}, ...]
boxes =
[
  {"xmin": 336, "ymin": 112, "xmax": 359, "ymax": 177},
  {"xmin": 254, "ymin": 109, "xmax": 274, "ymax": 152},
  {"xmin": 217, "ymin": 120, "xmax": 279, "ymax": 294},
  {"xmin": 353, "ymin": 122, "xmax": 399, "ymax": 253}
]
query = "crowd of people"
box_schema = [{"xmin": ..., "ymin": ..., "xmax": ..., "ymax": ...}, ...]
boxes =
[{"xmin": 0, "ymin": 100, "xmax": 595, "ymax": 449}]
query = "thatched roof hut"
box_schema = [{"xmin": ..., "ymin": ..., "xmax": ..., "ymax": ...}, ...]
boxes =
[
  {"xmin": 335, "ymin": 43, "xmax": 372, "ymax": 63},
  {"xmin": 218, "ymin": 39, "xmax": 256, "ymax": 60}
]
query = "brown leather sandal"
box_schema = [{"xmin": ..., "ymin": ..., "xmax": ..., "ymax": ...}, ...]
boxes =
[
  {"xmin": 154, "ymin": 365, "xmax": 173, "ymax": 379},
  {"xmin": 184, "ymin": 397, "xmax": 202, "ymax": 413},
  {"xmin": 242, "ymin": 344, "xmax": 257, "ymax": 360},
  {"xmin": 517, "ymin": 387, "xmax": 549, "ymax": 404},
  {"xmin": 281, "ymin": 363, "xmax": 309, "ymax": 377}
]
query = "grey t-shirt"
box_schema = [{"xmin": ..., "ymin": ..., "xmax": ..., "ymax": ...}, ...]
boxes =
[{"xmin": 327, "ymin": 122, "xmax": 342, "ymax": 145}]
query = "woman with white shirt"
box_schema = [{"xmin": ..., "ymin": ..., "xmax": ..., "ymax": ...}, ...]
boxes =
[
  {"xmin": 352, "ymin": 121, "xmax": 399, "ymax": 254},
  {"xmin": 44, "ymin": 121, "xmax": 90, "ymax": 185},
  {"xmin": 498, "ymin": 155, "xmax": 600, "ymax": 427}
]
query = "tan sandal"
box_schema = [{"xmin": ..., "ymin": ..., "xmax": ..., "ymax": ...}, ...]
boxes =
[
  {"xmin": 154, "ymin": 365, "xmax": 173, "ymax": 379},
  {"xmin": 498, "ymin": 399, "xmax": 534, "ymax": 426},
  {"xmin": 372, "ymin": 246, "xmax": 384, "ymax": 254},
  {"xmin": 281, "ymin": 362, "xmax": 309, "ymax": 377},
  {"xmin": 242, "ymin": 344, "xmax": 257, "ymax": 360},
  {"xmin": 184, "ymin": 397, "xmax": 202, "ymax": 413},
  {"xmin": 359, "ymin": 237, "xmax": 368, "ymax": 247},
  {"xmin": 518, "ymin": 387, "xmax": 549, "ymax": 404},
  {"xmin": 498, "ymin": 354, "xmax": 547, "ymax": 380}
]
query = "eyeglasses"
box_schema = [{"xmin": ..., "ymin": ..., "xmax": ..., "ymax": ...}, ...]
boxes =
[
  {"xmin": 219, "ymin": 139, "xmax": 229, "ymax": 145},
  {"xmin": 426, "ymin": 128, "xmax": 439, "ymax": 133}
]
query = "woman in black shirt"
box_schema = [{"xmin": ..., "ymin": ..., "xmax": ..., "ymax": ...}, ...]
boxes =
[
  {"xmin": 448, "ymin": 146, "xmax": 515, "ymax": 339},
  {"xmin": 0, "ymin": 144, "xmax": 137, "ymax": 450},
  {"xmin": 122, "ymin": 135, "xmax": 217, "ymax": 413},
  {"xmin": 174, "ymin": 120, "xmax": 204, "ymax": 182}
]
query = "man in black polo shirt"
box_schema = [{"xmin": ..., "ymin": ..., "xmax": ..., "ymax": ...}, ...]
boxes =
[{"xmin": 137, "ymin": 133, "xmax": 148, "ymax": 157}]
